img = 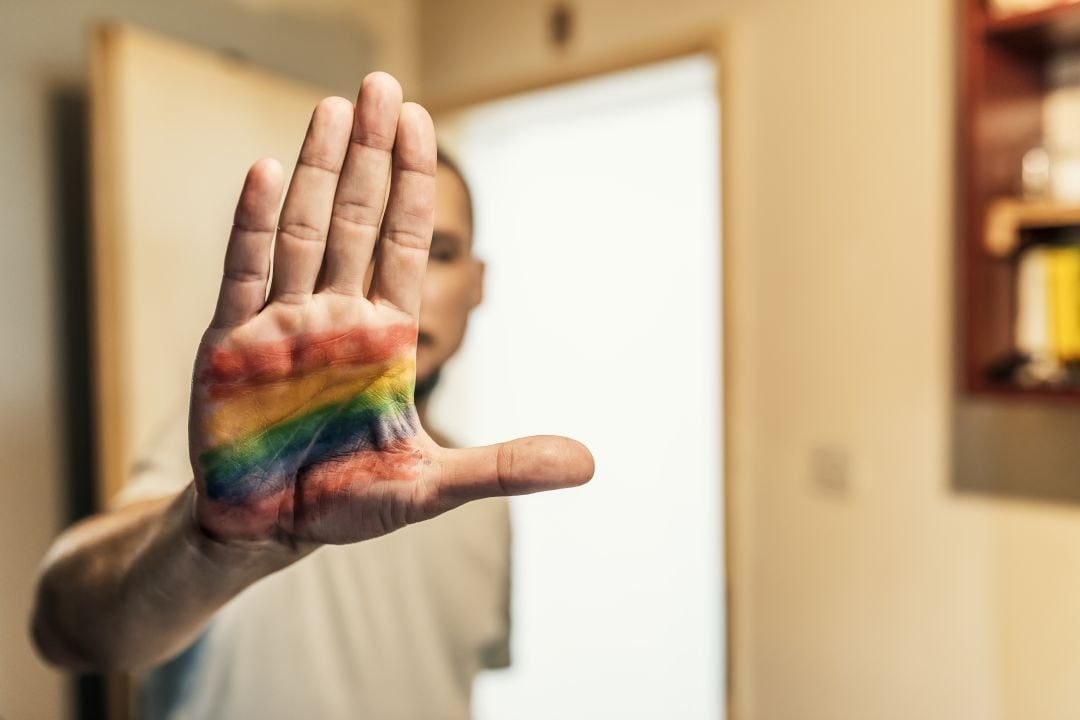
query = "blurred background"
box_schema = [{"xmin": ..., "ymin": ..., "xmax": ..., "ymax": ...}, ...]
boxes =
[{"xmin": 5, "ymin": 0, "xmax": 1080, "ymax": 718}]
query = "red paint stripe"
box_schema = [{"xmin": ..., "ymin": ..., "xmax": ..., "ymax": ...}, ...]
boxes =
[
  {"xmin": 197, "ymin": 447, "xmax": 422, "ymax": 542},
  {"xmin": 292, "ymin": 448, "xmax": 421, "ymax": 540},
  {"xmin": 202, "ymin": 323, "xmax": 416, "ymax": 389}
]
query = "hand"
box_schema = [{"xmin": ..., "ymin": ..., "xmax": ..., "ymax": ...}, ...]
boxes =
[{"xmin": 188, "ymin": 73, "xmax": 593, "ymax": 547}]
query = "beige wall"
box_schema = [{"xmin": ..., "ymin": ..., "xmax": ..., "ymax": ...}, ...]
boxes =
[
  {"xmin": 236, "ymin": 0, "xmax": 422, "ymax": 92},
  {"xmin": 420, "ymin": 1, "xmax": 1080, "ymax": 718},
  {"xmin": 0, "ymin": 2, "xmax": 415, "ymax": 718},
  {"xmin": 9, "ymin": 1, "xmax": 1080, "ymax": 718}
]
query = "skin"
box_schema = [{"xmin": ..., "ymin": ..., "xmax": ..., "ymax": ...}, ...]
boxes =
[
  {"xmin": 416, "ymin": 162, "xmax": 484, "ymax": 383},
  {"xmin": 30, "ymin": 72, "xmax": 593, "ymax": 670}
]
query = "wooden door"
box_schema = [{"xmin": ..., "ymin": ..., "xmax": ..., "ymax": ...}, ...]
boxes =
[
  {"xmin": 90, "ymin": 23, "xmax": 329, "ymax": 509},
  {"xmin": 89, "ymin": 24, "xmax": 329, "ymax": 718}
]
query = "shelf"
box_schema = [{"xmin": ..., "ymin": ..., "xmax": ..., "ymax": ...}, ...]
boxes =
[
  {"xmin": 984, "ymin": 1, "xmax": 1080, "ymax": 52},
  {"xmin": 984, "ymin": 197, "xmax": 1080, "ymax": 256},
  {"xmin": 959, "ymin": 0, "xmax": 1080, "ymax": 402},
  {"xmin": 973, "ymin": 383, "xmax": 1080, "ymax": 402}
]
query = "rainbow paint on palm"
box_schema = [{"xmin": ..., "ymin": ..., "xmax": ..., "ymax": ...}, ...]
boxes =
[{"xmin": 197, "ymin": 324, "xmax": 419, "ymax": 504}]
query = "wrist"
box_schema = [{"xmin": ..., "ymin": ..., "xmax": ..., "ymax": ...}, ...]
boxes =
[{"xmin": 179, "ymin": 484, "xmax": 315, "ymax": 575}]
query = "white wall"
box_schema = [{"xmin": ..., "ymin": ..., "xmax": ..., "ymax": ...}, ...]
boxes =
[{"xmin": 433, "ymin": 56, "xmax": 723, "ymax": 719}]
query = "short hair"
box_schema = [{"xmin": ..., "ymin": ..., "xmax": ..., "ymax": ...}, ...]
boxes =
[{"xmin": 436, "ymin": 146, "xmax": 474, "ymax": 232}]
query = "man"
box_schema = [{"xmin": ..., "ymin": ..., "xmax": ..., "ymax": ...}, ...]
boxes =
[{"xmin": 32, "ymin": 72, "xmax": 594, "ymax": 718}]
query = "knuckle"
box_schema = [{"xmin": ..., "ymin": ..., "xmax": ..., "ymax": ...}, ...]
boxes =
[
  {"xmin": 278, "ymin": 220, "xmax": 327, "ymax": 244},
  {"xmin": 297, "ymin": 152, "xmax": 341, "ymax": 174},
  {"xmin": 495, "ymin": 443, "xmax": 513, "ymax": 497},
  {"xmin": 381, "ymin": 226, "xmax": 431, "ymax": 251},
  {"xmin": 332, "ymin": 198, "xmax": 383, "ymax": 228},
  {"xmin": 222, "ymin": 265, "xmax": 265, "ymax": 283}
]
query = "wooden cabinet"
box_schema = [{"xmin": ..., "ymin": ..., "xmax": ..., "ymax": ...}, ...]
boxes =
[{"xmin": 959, "ymin": 0, "xmax": 1080, "ymax": 399}]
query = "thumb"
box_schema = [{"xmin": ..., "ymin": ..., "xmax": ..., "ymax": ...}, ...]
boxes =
[{"xmin": 436, "ymin": 435, "xmax": 594, "ymax": 507}]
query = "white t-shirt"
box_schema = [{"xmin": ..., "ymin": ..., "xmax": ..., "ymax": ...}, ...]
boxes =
[{"xmin": 117, "ymin": 410, "xmax": 511, "ymax": 720}]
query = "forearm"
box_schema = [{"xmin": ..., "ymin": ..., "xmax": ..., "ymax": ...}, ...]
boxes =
[{"xmin": 32, "ymin": 482, "xmax": 309, "ymax": 671}]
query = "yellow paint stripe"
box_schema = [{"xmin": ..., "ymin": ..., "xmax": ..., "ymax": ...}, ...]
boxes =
[{"xmin": 204, "ymin": 358, "xmax": 414, "ymax": 447}]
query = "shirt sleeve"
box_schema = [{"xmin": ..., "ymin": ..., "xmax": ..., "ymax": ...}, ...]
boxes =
[{"xmin": 108, "ymin": 404, "xmax": 193, "ymax": 510}]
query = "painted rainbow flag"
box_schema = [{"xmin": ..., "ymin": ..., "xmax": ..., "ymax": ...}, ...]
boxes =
[{"xmin": 196, "ymin": 323, "xmax": 419, "ymax": 505}]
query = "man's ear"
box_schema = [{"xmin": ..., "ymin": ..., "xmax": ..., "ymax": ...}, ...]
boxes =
[{"xmin": 471, "ymin": 259, "xmax": 485, "ymax": 308}]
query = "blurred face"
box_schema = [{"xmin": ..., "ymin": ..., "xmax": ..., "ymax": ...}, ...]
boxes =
[{"xmin": 415, "ymin": 162, "xmax": 483, "ymax": 382}]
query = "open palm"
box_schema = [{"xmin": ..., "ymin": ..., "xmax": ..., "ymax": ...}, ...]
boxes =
[{"xmin": 189, "ymin": 73, "xmax": 593, "ymax": 547}]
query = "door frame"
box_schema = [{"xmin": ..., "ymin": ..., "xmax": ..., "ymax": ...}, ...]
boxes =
[{"xmin": 425, "ymin": 29, "xmax": 740, "ymax": 719}]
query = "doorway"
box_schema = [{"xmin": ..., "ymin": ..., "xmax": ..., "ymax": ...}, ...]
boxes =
[{"xmin": 432, "ymin": 54, "xmax": 725, "ymax": 719}]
